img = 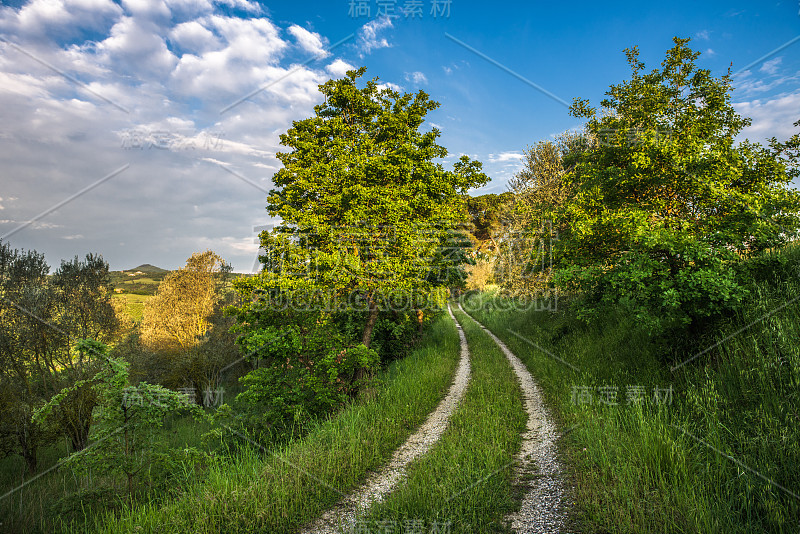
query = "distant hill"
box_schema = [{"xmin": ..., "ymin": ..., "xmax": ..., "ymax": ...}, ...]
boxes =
[
  {"xmin": 126, "ymin": 264, "xmax": 168, "ymax": 274},
  {"xmin": 110, "ymin": 264, "xmax": 169, "ymax": 296}
]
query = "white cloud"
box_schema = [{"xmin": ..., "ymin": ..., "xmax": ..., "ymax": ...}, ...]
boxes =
[
  {"xmin": 733, "ymin": 69, "xmax": 797, "ymax": 96},
  {"xmin": 404, "ymin": 71, "xmax": 427, "ymax": 84},
  {"xmin": 695, "ymin": 29, "xmax": 710, "ymax": 40},
  {"xmin": 95, "ymin": 16, "xmax": 178, "ymax": 77},
  {"xmin": 170, "ymin": 15, "xmax": 290, "ymax": 97},
  {"xmin": 287, "ymin": 24, "xmax": 327, "ymax": 58},
  {"xmin": 0, "ymin": 0, "xmax": 347, "ymax": 270},
  {"xmin": 169, "ymin": 20, "xmax": 221, "ymax": 53},
  {"xmin": 376, "ymin": 82, "xmax": 402, "ymax": 92},
  {"xmin": 488, "ymin": 151, "xmax": 524, "ymax": 163},
  {"xmin": 0, "ymin": 0, "xmax": 122, "ymax": 38},
  {"xmin": 357, "ymin": 16, "xmax": 391, "ymax": 55},
  {"xmin": 760, "ymin": 57, "xmax": 782, "ymax": 75},
  {"xmin": 735, "ymin": 91, "xmax": 800, "ymax": 141},
  {"xmin": 326, "ymin": 58, "xmax": 356, "ymax": 77},
  {"xmin": 214, "ymin": 0, "xmax": 262, "ymax": 14},
  {"xmin": 121, "ymin": 0, "xmax": 170, "ymax": 20}
]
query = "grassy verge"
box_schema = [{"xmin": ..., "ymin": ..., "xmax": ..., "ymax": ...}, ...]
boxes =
[
  {"xmin": 86, "ymin": 312, "xmax": 462, "ymax": 534},
  {"xmin": 359, "ymin": 306, "xmax": 526, "ymax": 533},
  {"xmin": 0, "ymin": 414, "xmax": 211, "ymax": 533},
  {"xmin": 462, "ymin": 270, "xmax": 800, "ymax": 533}
]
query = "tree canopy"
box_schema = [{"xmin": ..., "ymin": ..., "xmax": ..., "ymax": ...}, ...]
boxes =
[
  {"xmin": 250, "ymin": 67, "xmax": 488, "ymax": 347},
  {"xmin": 553, "ymin": 37, "xmax": 800, "ymax": 329}
]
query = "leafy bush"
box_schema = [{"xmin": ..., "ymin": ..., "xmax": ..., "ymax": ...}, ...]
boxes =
[
  {"xmin": 233, "ymin": 317, "xmax": 379, "ymax": 436},
  {"xmin": 34, "ymin": 339, "xmax": 207, "ymax": 497}
]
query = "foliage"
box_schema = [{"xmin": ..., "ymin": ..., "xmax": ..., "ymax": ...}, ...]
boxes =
[
  {"xmin": 91, "ymin": 314, "xmax": 462, "ymax": 534},
  {"xmin": 496, "ymin": 132, "xmax": 588, "ymax": 297},
  {"xmin": 139, "ymin": 251, "xmax": 238, "ymax": 400},
  {"xmin": 235, "ymin": 322, "xmax": 378, "ymax": 436},
  {"xmin": 0, "ymin": 243, "xmax": 121, "ymax": 471},
  {"xmin": 465, "ymin": 193, "xmax": 512, "ymax": 244},
  {"xmin": 261, "ymin": 66, "xmax": 488, "ymax": 347},
  {"xmin": 554, "ymin": 38, "xmax": 800, "ymax": 331},
  {"xmin": 141, "ymin": 251, "xmax": 230, "ymax": 352},
  {"xmin": 229, "ymin": 67, "xmax": 487, "ymax": 431},
  {"xmin": 34, "ymin": 339, "xmax": 205, "ymax": 497},
  {"xmin": 465, "ymin": 259, "xmax": 495, "ymax": 291},
  {"xmin": 228, "ymin": 277, "xmax": 380, "ymax": 435},
  {"xmin": 463, "ymin": 241, "xmax": 800, "ymax": 533}
]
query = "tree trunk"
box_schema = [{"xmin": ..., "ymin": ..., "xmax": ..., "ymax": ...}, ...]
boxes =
[
  {"xmin": 19, "ymin": 433, "xmax": 37, "ymax": 474},
  {"xmin": 361, "ymin": 298, "xmax": 379, "ymax": 349},
  {"xmin": 355, "ymin": 297, "xmax": 379, "ymax": 383},
  {"xmin": 69, "ymin": 417, "xmax": 91, "ymax": 452}
]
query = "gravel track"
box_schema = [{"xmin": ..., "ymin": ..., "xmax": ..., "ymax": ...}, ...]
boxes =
[
  {"xmin": 300, "ymin": 303, "xmax": 472, "ymax": 534},
  {"xmin": 457, "ymin": 303, "xmax": 568, "ymax": 534}
]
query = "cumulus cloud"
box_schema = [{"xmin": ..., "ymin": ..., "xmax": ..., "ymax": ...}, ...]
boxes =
[
  {"xmin": 735, "ymin": 90, "xmax": 800, "ymax": 141},
  {"xmin": 0, "ymin": 0, "xmax": 354, "ymax": 270},
  {"xmin": 215, "ymin": 0, "xmax": 262, "ymax": 14},
  {"xmin": 326, "ymin": 58, "xmax": 356, "ymax": 77},
  {"xmin": 287, "ymin": 24, "xmax": 327, "ymax": 58},
  {"xmin": 404, "ymin": 71, "xmax": 427, "ymax": 84},
  {"xmin": 0, "ymin": 0, "xmax": 122, "ymax": 39},
  {"xmin": 376, "ymin": 81, "xmax": 402, "ymax": 92},
  {"xmin": 488, "ymin": 151, "xmax": 524, "ymax": 163},
  {"xmin": 357, "ymin": 16, "xmax": 392, "ymax": 55},
  {"xmin": 169, "ymin": 20, "xmax": 221, "ymax": 53}
]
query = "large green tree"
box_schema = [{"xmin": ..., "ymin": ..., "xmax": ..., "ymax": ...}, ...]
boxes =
[
  {"xmin": 555, "ymin": 38, "xmax": 800, "ymax": 330},
  {"xmin": 228, "ymin": 69, "xmax": 487, "ymax": 431},
  {"xmin": 255, "ymin": 67, "xmax": 487, "ymax": 347}
]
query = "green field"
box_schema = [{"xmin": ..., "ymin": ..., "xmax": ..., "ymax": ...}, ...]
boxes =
[{"xmin": 112, "ymin": 293, "xmax": 151, "ymax": 322}]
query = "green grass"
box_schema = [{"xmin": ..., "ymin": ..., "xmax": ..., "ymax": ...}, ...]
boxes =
[
  {"xmin": 359, "ymin": 306, "xmax": 526, "ymax": 533},
  {"xmin": 0, "ymin": 415, "xmax": 212, "ymax": 534},
  {"xmin": 85, "ymin": 312, "xmax": 462, "ymax": 533},
  {"xmin": 112, "ymin": 293, "xmax": 150, "ymax": 322},
  {"xmin": 461, "ymin": 260, "xmax": 800, "ymax": 533}
]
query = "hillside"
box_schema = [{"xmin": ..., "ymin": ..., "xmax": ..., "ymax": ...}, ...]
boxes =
[
  {"xmin": 126, "ymin": 264, "xmax": 168, "ymax": 274},
  {"xmin": 109, "ymin": 264, "xmax": 169, "ymax": 296}
]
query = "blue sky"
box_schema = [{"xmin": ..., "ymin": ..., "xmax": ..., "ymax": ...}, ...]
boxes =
[{"xmin": 0, "ymin": 0, "xmax": 798, "ymax": 270}]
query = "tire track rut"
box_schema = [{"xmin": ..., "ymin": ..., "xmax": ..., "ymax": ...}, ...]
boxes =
[
  {"xmin": 458, "ymin": 303, "xmax": 567, "ymax": 534},
  {"xmin": 300, "ymin": 303, "xmax": 472, "ymax": 534}
]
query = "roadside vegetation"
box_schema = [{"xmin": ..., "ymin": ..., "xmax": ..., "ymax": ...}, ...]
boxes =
[
  {"xmin": 93, "ymin": 313, "xmax": 461, "ymax": 534},
  {"xmin": 462, "ymin": 241, "xmax": 800, "ymax": 532}
]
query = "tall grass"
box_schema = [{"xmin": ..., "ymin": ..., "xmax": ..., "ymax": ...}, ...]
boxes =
[
  {"xmin": 0, "ymin": 414, "xmax": 212, "ymax": 533},
  {"xmin": 85, "ymin": 313, "xmax": 462, "ymax": 533},
  {"xmin": 461, "ymin": 245, "xmax": 800, "ymax": 533}
]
